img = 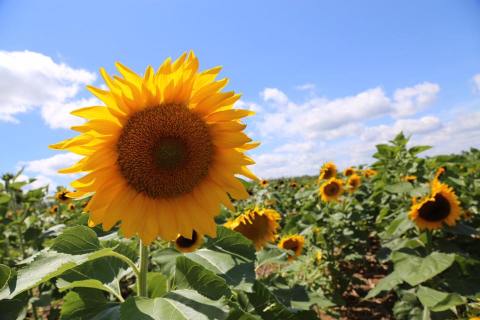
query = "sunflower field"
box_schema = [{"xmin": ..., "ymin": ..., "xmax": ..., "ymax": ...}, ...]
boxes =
[{"xmin": 0, "ymin": 54, "xmax": 479, "ymax": 320}]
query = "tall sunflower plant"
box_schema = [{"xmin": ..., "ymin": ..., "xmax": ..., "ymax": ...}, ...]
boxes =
[
  {"xmin": 0, "ymin": 53, "xmax": 321, "ymax": 320},
  {"xmin": 365, "ymin": 134, "xmax": 480, "ymax": 319}
]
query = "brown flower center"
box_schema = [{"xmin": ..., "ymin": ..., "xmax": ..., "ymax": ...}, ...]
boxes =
[
  {"xmin": 282, "ymin": 239, "xmax": 299, "ymax": 253},
  {"xmin": 176, "ymin": 230, "xmax": 198, "ymax": 248},
  {"xmin": 418, "ymin": 193, "xmax": 451, "ymax": 222},
  {"xmin": 117, "ymin": 104, "xmax": 213, "ymax": 199},
  {"xmin": 324, "ymin": 182, "xmax": 340, "ymax": 196}
]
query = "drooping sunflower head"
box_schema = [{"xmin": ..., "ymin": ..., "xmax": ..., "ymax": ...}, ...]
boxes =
[
  {"xmin": 403, "ymin": 175, "xmax": 417, "ymax": 183},
  {"xmin": 278, "ymin": 234, "xmax": 305, "ymax": 261},
  {"xmin": 174, "ymin": 230, "xmax": 203, "ymax": 253},
  {"xmin": 319, "ymin": 162, "xmax": 337, "ymax": 180},
  {"xmin": 225, "ymin": 208, "xmax": 280, "ymax": 250},
  {"xmin": 50, "ymin": 52, "xmax": 258, "ymax": 244},
  {"xmin": 55, "ymin": 189, "xmax": 71, "ymax": 204},
  {"xmin": 319, "ymin": 178, "xmax": 344, "ymax": 202},
  {"xmin": 260, "ymin": 179, "xmax": 269, "ymax": 187},
  {"xmin": 347, "ymin": 174, "xmax": 361, "ymax": 192},
  {"xmin": 363, "ymin": 168, "xmax": 378, "ymax": 178},
  {"xmin": 343, "ymin": 167, "xmax": 355, "ymax": 177},
  {"xmin": 49, "ymin": 205, "xmax": 59, "ymax": 215},
  {"xmin": 408, "ymin": 181, "xmax": 461, "ymax": 230}
]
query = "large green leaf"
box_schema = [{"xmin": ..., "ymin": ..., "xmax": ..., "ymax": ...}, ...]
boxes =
[
  {"xmin": 365, "ymin": 272, "xmax": 403, "ymax": 299},
  {"xmin": 392, "ymin": 251, "xmax": 456, "ymax": 286},
  {"xmin": 175, "ymin": 256, "xmax": 231, "ymax": 300},
  {"xmin": 61, "ymin": 288, "xmax": 120, "ymax": 320},
  {"xmin": 146, "ymin": 272, "xmax": 168, "ymax": 298},
  {"xmin": 120, "ymin": 289, "xmax": 229, "ymax": 320},
  {"xmin": 0, "ymin": 297, "xmax": 28, "ymax": 320},
  {"xmin": 384, "ymin": 182, "xmax": 413, "ymax": 194},
  {"xmin": 416, "ymin": 286, "xmax": 466, "ymax": 312},
  {"xmin": 205, "ymin": 227, "xmax": 256, "ymax": 261},
  {"xmin": 52, "ymin": 225, "xmax": 101, "ymax": 254},
  {"xmin": 0, "ymin": 248, "xmax": 118, "ymax": 299},
  {"xmin": 409, "ymin": 146, "xmax": 432, "ymax": 156},
  {"xmin": 0, "ymin": 193, "xmax": 11, "ymax": 205}
]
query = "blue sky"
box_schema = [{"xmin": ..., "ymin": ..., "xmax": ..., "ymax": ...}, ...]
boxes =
[{"xmin": 0, "ymin": 0, "xmax": 479, "ymax": 187}]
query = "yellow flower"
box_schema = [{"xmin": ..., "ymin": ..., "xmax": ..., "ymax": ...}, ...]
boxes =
[
  {"xmin": 403, "ymin": 175, "xmax": 417, "ymax": 183},
  {"xmin": 290, "ymin": 181, "xmax": 298, "ymax": 188},
  {"xmin": 346, "ymin": 174, "xmax": 361, "ymax": 192},
  {"xmin": 225, "ymin": 208, "xmax": 280, "ymax": 250},
  {"xmin": 278, "ymin": 235, "xmax": 305, "ymax": 261},
  {"xmin": 315, "ymin": 250, "xmax": 323, "ymax": 263},
  {"xmin": 363, "ymin": 168, "xmax": 378, "ymax": 178},
  {"xmin": 408, "ymin": 179, "xmax": 461, "ymax": 230},
  {"xmin": 49, "ymin": 205, "xmax": 59, "ymax": 215},
  {"xmin": 55, "ymin": 189, "xmax": 71, "ymax": 204},
  {"xmin": 50, "ymin": 52, "xmax": 258, "ymax": 244},
  {"xmin": 319, "ymin": 178, "xmax": 344, "ymax": 202},
  {"xmin": 260, "ymin": 179, "xmax": 269, "ymax": 187},
  {"xmin": 319, "ymin": 162, "xmax": 337, "ymax": 180},
  {"xmin": 343, "ymin": 167, "xmax": 355, "ymax": 176},
  {"xmin": 68, "ymin": 203, "xmax": 75, "ymax": 211},
  {"xmin": 264, "ymin": 199, "xmax": 276, "ymax": 207},
  {"xmin": 174, "ymin": 230, "xmax": 203, "ymax": 253}
]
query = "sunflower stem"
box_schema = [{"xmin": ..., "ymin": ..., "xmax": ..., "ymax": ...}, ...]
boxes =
[
  {"xmin": 425, "ymin": 230, "xmax": 433, "ymax": 254},
  {"xmin": 138, "ymin": 240, "xmax": 149, "ymax": 297}
]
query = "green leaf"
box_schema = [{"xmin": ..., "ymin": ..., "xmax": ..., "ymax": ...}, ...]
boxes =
[
  {"xmin": 246, "ymin": 281, "xmax": 316, "ymax": 320},
  {"xmin": 0, "ymin": 248, "xmax": 118, "ymax": 299},
  {"xmin": 52, "ymin": 226, "xmax": 101, "ymax": 255},
  {"xmin": 385, "ymin": 182, "xmax": 413, "ymax": 194},
  {"xmin": 120, "ymin": 289, "xmax": 229, "ymax": 320},
  {"xmin": 409, "ymin": 146, "xmax": 432, "ymax": 155},
  {"xmin": 392, "ymin": 252, "xmax": 456, "ymax": 286},
  {"xmin": 0, "ymin": 297, "xmax": 28, "ymax": 320},
  {"xmin": 146, "ymin": 272, "xmax": 168, "ymax": 298},
  {"xmin": 57, "ymin": 279, "xmax": 117, "ymax": 295},
  {"xmin": 61, "ymin": 288, "xmax": 120, "ymax": 320},
  {"xmin": 365, "ymin": 272, "xmax": 403, "ymax": 299},
  {"xmin": 0, "ymin": 193, "xmax": 11, "ymax": 205},
  {"xmin": 205, "ymin": 227, "xmax": 256, "ymax": 261},
  {"xmin": 384, "ymin": 212, "xmax": 413, "ymax": 238},
  {"xmin": 416, "ymin": 286, "xmax": 466, "ymax": 312},
  {"xmin": 0, "ymin": 264, "xmax": 11, "ymax": 290},
  {"xmin": 175, "ymin": 256, "xmax": 231, "ymax": 300}
]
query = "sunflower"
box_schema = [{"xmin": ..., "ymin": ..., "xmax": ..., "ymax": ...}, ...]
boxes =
[
  {"xmin": 408, "ymin": 180, "xmax": 461, "ymax": 230},
  {"xmin": 68, "ymin": 203, "xmax": 76, "ymax": 211},
  {"xmin": 290, "ymin": 181, "xmax": 298, "ymax": 188},
  {"xmin": 278, "ymin": 235, "xmax": 305, "ymax": 261},
  {"xmin": 319, "ymin": 162, "xmax": 337, "ymax": 180},
  {"xmin": 49, "ymin": 205, "xmax": 59, "ymax": 215},
  {"xmin": 225, "ymin": 208, "xmax": 280, "ymax": 250},
  {"xmin": 260, "ymin": 179, "xmax": 269, "ymax": 188},
  {"xmin": 346, "ymin": 174, "xmax": 361, "ymax": 192},
  {"xmin": 363, "ymin": 168, "xmax": 378, "ymax": 178},
  {"xmin": 174, "ymin": 230, "xmax": 203, "ymax": 253},
  {"xmin": 403, "ymin": 175, "xmax": 417, "ymax": 183},
  {"xmin": 55, "ymin": 189, "xmax": 71, "ymax": 204},
  {"xmin": 50, "ymin": 52, "xmax": 258, "ymax": 244},
  {"xmin": 319, "ymin": 178, "xmax": 344, "ymax": 202},
  {"xmin": 343, "ymin": 167, "xmax": 355, "ymax": 176}
]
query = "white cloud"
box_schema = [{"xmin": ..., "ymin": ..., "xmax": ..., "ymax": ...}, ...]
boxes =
[
  {"xmin": 41, "ymin": 97, "xmax": 99, "ymax": 129},
  {"xmin": 21, "ymin": 153, "xmax": 81, "ymax": 177},
  {"xmin": 0, "ymin": 50, "xmax": 96, "ymax": 127},
  {"xmin": 472, "ymin": 74, "xmax": 480, "ymax": 93},
  {"xmin": 235, "ymin": 100, "xmax": 262, "ymax": 113},
  {"xmin": 248, "ymin": 81, "xmax": 480, "ymax": 178},
  {"xmin": 295, "ymin": 83, "xmax": 316, "ymax": 91},
  {"xmin": 392, "ymin": 82, "xmax": 440, "ymax": 117},
  {"xmin": 261, "ymin": 88, "xmax": 289, "ymax": 105}
]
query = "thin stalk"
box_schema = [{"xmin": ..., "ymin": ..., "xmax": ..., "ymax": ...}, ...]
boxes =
[
  {"xmin": 108, "ymin": 251, "xmax": 141, "ymax": 279},
  {"xmin": 138, "ymin": 241, "xmax": 149, "ymax": 297},
  {"xmin": 425, "ymin": 230, "xmax": 433, "ymax": 254}
]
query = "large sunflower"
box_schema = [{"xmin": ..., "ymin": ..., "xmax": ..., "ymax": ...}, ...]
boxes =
[
  {"xmin": 50, "ymin": 52, "xmax": 258, "ymax": 244},
  {"xmin": 319, "ymin": 162, "xmax": 337, "ymax": 180},
  {"xmin": 408, "ymin": 179, "xmax": 461, "ymax": 230},
  {"xmin": 174, "ymin": 230, "xmax": 203, "ymax": 253},
  {"xmin": 319, "ymin": 178, "xmax": 344, "ymax": 202},
  {"xmin": 278, "ymin": 234, "xmax": 305, "ymax": 261},
  {"xmin": 346, "ymin": 174, "xmax": 361, "ymax": 192},
  {"xmin": 225, "ymin": 208, "xmax": 280, "ymax": 250}
]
